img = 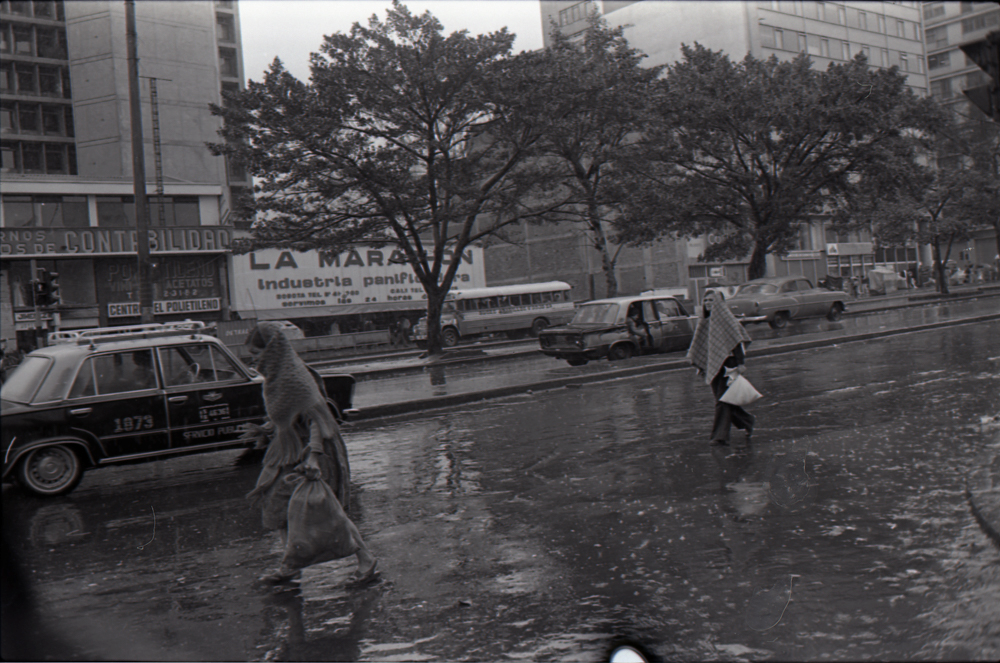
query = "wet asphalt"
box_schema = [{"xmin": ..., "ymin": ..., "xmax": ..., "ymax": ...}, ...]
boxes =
[{"xmin": 2, "ymin": 297, "xmax": 1000, "ymax": 661}]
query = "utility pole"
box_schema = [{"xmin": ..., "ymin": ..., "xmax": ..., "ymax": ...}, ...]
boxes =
[{"xmin": 125, "ymin": 0, "xmax": 154, "ymax": 323}]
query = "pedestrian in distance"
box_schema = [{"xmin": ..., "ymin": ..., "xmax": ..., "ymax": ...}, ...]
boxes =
[
  {"xmin": 686, "ymin": 291, "xmax": 755, "ymax": 448},
  {"xmin": 242, "ymin": 321, "xmax": 377, "ymax": 587}
]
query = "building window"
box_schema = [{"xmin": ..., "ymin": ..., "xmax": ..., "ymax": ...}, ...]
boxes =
[
  {"xmin": 1, "ymin": 195, "xmax": 88, "ymax": 227},
  {"xmin": 858, "ymin": 11, "xmax": 867, "ymax": 30},
  {"xmin": 841, "ymin": 40, "xmax": 851, "ymax": 60},
  {"xmin": 930, "ymin": 78, "xmax": 953, "ymax": 99},
  {"xmin": 925, "ymin": 26, "xmax": 948, "ymax": 48},
  {"xmin": 928, "ymin": 52, "xmax": 950, "ymax": 69},
  {"xmin": 896, "ymin": 20, "xmax": 905, "ymax": 37},
  {"xmin": 216, "ymin": 15, "xmax": 235, "ymax": 42},
  {"xmin": 218, "ymin": 48, "xmax": 237, "ymax": 77},
  {"xmin": 1, "ymin": 142, "xmax": 16, "ymax": 172},
  {"xmin": 924, "ymin": 2, "xmax": 946, "ymax": 20},
  {"xmin": 816, "ymin": 1, "xmax": 825, "ymax": 21},
  {"xmin": 837, "ymin": 6, "xmax": 846, "ymax": 25},
  {"xmin": 820, "ymin": 38, "xmax": 830, "ymax": 58},
  {"xmin": 861, "ymin": 45, "xmax": 870, "ymax": 61},
  {"xmin": 13, "ymin": 25, "xmax": 33, "ymax": 55},
  {"xmin": 962, "ymin": 11, "xmax": 1000, "ymax": 34},
  {"xmin": 900, "ymin": 53, "xmax": 909, "ymax": 72},
  {"xmin": 558, "ymin": 1, "xmax": 592, "ymax": 26},
  {"xmin": 775, "ymin": 28, "xmax": 784, "ymax": 49},
  {"xmin": 960, "ymin": 2, "xmax": 974, "ymax": 14},
  {"xmin": 0, "ymin": 24, "xmax": 10, "ymax": 53},
  {"xmin": 797, "ymin": 33, "xmax": 807, "ymax": 53},
  {"xmin": 0, "ymin": 63, "xmax": 11, "ymax": 92},
  {"xmin": 877, "ymin": 14, "xmax": 886, "ymax": 33}
]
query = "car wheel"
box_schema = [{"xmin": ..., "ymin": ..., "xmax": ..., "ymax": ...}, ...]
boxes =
[
  {"xmin": 442, "ymin": 327, "xmax": 460, "ymax": 347},
  {"xmin": 769, "ymin": 312, "xmax": 791, "ymax": 329},
  {"xmin": 530, "ymin": 318, "xmax": 550, "ymax": 337},
  {"xmin": 826, "ymin": 303, "xmax": 844, "ymax": 321},
  {"xmin": 567, "ymin": 358, "xmax": 589, "ymax": 366},
  {"xmin": 608, "ymin": 344, "xmax": 633, "ymax": 361},
  {"xmin": 17, "ymin": 445, "xmax": 84, "ymax": 497}
]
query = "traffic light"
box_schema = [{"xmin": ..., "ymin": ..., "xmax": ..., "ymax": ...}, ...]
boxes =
[
  {"xmin": 961, "ymin": 30, "xmax": 1000, "ymax": 122},
  {"xmin": 33, "ymin": 270, "xmax": 60, "ymax": 307}
]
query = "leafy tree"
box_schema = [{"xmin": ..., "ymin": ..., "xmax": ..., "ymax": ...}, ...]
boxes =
[
  {"xmin": 864, "ymin": 129, "xmax": 1000, "ymax": 294},
  {"xmin": 627, "ymin": 44, "xmax": 944, "ymax": 280},
  {"xmin": 528, "ymin": 14, "xmax": 665, "ymax": 297},
  {"xmin": 209, "ymin": 2, "xmax": 564, "ymax": 353}
]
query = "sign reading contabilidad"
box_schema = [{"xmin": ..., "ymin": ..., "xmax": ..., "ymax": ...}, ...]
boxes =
[
  {"xmin": 108, "ymin": 298, "xmax": 221, "ymax": 318},
  {"xmin": 230, "ymin": 245, "xmax": 485, "ymax": 313}
]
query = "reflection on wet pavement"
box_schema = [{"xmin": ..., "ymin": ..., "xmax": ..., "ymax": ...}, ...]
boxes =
[{"xmin": 3, "ymin": 320, "xmax": 999, "ymax": 661}]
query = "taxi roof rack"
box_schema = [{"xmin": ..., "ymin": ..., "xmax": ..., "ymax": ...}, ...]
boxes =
[{"xmin": 49, "ymin": 320, "xmax": 210, "ymax": 345}]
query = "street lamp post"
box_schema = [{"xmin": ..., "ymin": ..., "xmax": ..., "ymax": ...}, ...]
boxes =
[{"xmin": 125, "ymin": 0, "xmax": 154, "ymax": 324}]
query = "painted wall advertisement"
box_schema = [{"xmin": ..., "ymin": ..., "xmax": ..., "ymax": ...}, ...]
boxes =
[
  {"xmin": 230, "ymin": 245, "xmax": 486, "ymax": 314},
  {"xmin": 96, "ymin": 256, "xmax": 223, "ymax": 319}
]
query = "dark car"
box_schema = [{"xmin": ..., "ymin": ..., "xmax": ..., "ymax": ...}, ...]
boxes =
[
  {"xmin": 724, "ymin": 276, "xmax": 847, "ymax": 328},
  {"xmin": 538, "ymin": 295, "xmax": 698, "ymax": 366},
  {"xmin": 1, "ymin": 322, "xmax": 356, "ymax": 497}
]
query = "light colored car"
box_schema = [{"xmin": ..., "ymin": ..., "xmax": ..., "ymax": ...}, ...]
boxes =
[
  {"xmin": 538, "ymin": 295, "xmax": 698, "ymax": 366},
  {"xmin": 724, "ymin": 276, "xmax": 847, "ymax": 329}
]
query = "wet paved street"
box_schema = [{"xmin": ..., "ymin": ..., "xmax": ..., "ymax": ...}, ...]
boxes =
[{"xmin": 4, "ymin": 319, "xmax": 1000, "ymax": 661}]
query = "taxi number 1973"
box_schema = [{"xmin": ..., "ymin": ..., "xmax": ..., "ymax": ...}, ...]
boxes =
[{"xmin": 112, "ymin": 415, "xmax": 154, "ymax": 433}]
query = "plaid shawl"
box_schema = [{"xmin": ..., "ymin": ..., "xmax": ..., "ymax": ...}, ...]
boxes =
[{"xmin": 686, "ymin": 300, "xmax": 752, "ymax": 385}]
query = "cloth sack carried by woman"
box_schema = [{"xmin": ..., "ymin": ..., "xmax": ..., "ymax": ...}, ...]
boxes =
[{"xmin": 719, "ymin": 369, "xmax": 763, "ymax": 406}]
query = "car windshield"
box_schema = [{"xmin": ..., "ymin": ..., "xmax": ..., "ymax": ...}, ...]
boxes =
[
  {"xmin": 736, "ymin": 283, "xmax": 779, "ymax": 295},
  {"xmin": 571, "ymin": 303, "xmax": 620, "ymax": 325},
  {"xmin": 0, "ymin": 355, "xmax": 53, "ymax": 403}
]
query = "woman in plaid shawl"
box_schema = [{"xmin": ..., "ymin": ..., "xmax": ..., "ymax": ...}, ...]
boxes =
[{"xmin": 686, "ymin": 291, "xmax": 755, "ymax": 446}]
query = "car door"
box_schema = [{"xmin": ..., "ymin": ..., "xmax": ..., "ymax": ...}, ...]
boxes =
[
  {"xmin": 654, "ymin": 298, "xmax": 697, "ymax": 351},
  {"xmin": 777, "ymin": 280, "xmax": 804, "ymax": 317},
  {"xmin": 159, "ymin": 342, "xmax": 265, "ymax": 449},
  {"xmin": 795, "ymin": 278, "xmax": 826, "ymax": 315},
  {"xmin": 65, "ymin": 349, "xmax": 170, "ymax": 459},
  {"xmin": 637, "ymin": 300, "xmax": 664, "ymax": 352}
]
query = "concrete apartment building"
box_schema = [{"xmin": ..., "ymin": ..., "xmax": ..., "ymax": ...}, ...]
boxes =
[
  {"xmin": 484, "ymin": 1, "xmax": 931, "ymax": 300},
  {"xmin": 1, "ymin": 0, "xmax": 249, "ymax": 351},
  {"xmin": 923, "ymin": 0, "xmax": 1000, "ymax": 268}
]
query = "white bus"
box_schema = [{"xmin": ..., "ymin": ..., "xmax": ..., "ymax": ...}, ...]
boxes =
[{"xmin": 413, "ymin": 281, "xmax": 575, "ymax": 347}]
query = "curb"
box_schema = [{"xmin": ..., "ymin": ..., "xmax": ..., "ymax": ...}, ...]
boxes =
[{"xmin": 348, "ymin": 311, "xmax": 1000, "ymax": 422}]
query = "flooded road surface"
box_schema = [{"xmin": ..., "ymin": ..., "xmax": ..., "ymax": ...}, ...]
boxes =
[
  {"xmin": 4, "ymin": 320, "xmax": 999, "ymax": 661},
  {"xmin": 348, "ymin": 297, "xmax": 998, "ymax": 409}
]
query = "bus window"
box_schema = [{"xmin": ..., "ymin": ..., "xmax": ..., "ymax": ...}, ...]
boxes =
[
  {"xmin": 478, "ymin": 298, "xmax": 490, "ymax": 310},
  {"xmin": 552, "ymin": 291, "xmax": 564, "ymax": 302},
  {"xmin": 497, "ymin": 296, "xmax": 510, "ymax": 308},
  {"xmin": 540, "ymin": 292, "xmax": 553, "ymax": 303}
]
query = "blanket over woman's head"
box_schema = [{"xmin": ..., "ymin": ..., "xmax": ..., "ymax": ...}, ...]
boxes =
[
  {"xmin": 686, "ymin": 299, "xmax": 751, "ymax": 385},
  {"xmin": 246, "ymin": 321, "xmax": 338, "ymax": 496}
]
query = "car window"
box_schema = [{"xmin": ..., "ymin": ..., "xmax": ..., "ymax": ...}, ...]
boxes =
[
  {"xmin": 73, "ymin": 350, "xmax": 157, "ymax": 396},
  {"xmin": 796, "ymin": 279, "xmax": 814, "ymax": 290},
  {"xmin": 0, "ymin": 355, "xmax": 52, "ymax": 403},
  {"xmin": 641, "ymin": 301, "xmax": 657, "ymax": 321},
  {"xmin": 571, "ymin": 303, "xmax": 619, "ymax": 325},
  {"xmin": 654, "ymin": 299, "xmax": 681, "ymax": 318},
  {"xmin": 780, "ymin": 281, "xmax": 797, "ymax": 292},
  {"xmin": 159, "ymin": 344, "xmax": 243, "ymax": 386},
  {"xmin": 736, "ymin": 283, "xmax": 778, "ymax": 295},
  {"xmin": 33, "ymin": 354, "xmax": 87, "ymax": 402}
]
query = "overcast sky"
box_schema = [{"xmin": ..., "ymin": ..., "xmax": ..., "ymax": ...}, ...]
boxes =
[{"xmin": 238, "ymin": 0, "xmax": 546, "ymax": 82}]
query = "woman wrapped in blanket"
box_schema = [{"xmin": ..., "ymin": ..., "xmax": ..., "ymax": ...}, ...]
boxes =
[
  {"xmin": 686, "ymin": 291, "xmax": 755, "ymax": 447},
  {"xmin": 243, "ymin": 321, "xmax": 377, "ymax": 585}
]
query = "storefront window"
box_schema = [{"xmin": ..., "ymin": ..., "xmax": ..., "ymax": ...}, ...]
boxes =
[
  {"xmin": 96, "ymin": 196, "xmax": 135, "ymax": 227},
  {"xmin": 2, "ymin": 195, "xmax": 90, "ymax": 227}
]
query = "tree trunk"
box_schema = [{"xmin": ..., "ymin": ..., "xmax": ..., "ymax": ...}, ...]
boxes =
[
  {"xmin": 587, "ymin": 203, "xmax": 618, "ymax": 297},
  {"xmin": 933, "ymin": 240, "xmax": 949, "ymax": 295},
  {"xmin": 747, "ymin": 242, "xmax": 768, "ymax": 280},
  {"xmin": 423, "ymin": 290, "xmax": 446, "ymax": 355}
]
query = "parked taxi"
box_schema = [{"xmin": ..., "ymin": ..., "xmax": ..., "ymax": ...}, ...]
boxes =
[{"xmin": 1, "ymin": 322, "xmax": 355, "ymax": 496}]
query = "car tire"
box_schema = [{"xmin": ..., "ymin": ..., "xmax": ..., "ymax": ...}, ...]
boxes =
[
  {"xmin": 826, "ymin": 303, "xmax": 844, "ymax": 321},
  {"xmin": 608, "ymin": 344, "xmax": 633, "ymax": 361},
  {"xmin": 530, "ymin": 318, "xmax": 550, "ymax": 337},
  {"xmin": 442, "ymin": 327, "xmax": 460, "ymax": 347},
  {"xmin": 769, "ymin": 312, "xmax": 791, "ymax": 329},
  {"xmin": 17, "ymin": 445, "xmax": 84, "ymax": 497},
  {"xmin": 567, "ymin": 358, "xmax": 589, "ymax": 366}
]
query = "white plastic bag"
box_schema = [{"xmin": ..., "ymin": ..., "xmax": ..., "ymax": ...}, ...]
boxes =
[{"xmin": 720, "ymin": 374, "xmax": 762, "ymax": 406}]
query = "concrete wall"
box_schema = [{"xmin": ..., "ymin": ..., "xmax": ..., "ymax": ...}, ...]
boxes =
[{"xmin": 64, "ymin": 0, "xmax": 226, "ymax": 186}]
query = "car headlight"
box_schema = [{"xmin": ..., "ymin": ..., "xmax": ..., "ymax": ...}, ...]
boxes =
[{"xmin": 575, "ymin": 337, "xmax": 585, "ymax": 348}]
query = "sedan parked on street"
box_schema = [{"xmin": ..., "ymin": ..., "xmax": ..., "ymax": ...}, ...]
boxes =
[
  {"xmin": 724, "ymin": 276, "xmax": 847, "ymax": 329},
  {"xmin": 538, "ymin": 295, "xmax": 698, "ymax": 366},
  {"xmin": 1, "ymin": 322, "xmax": 355, "ymax": 497}
]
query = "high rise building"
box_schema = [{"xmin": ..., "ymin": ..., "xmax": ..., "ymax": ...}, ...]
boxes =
[
  {"xmin": 487, "ymin": 1, "xmax": 931, "ymax": 297},
  {"xmin": 1, "ymin": 0, "xmax": 248, "ymax": 350},
  {"xmin": 924, "ymin": 1, "xmax": 999, "ymax": 122}
]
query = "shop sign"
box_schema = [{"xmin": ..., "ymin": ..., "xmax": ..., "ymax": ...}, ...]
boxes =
[
  {"xmin": 15, "ymin": 311, "xmax": 54, "ymax": 322},
  {"xmin": 230, "ymin": 245, "xmax": 486, "ymax": 313},
  {"xmin": 108, "ymin": 298, "xmax": 221, "ymax": 318},
  {"xmin": 1, "ymin": 227, "xmax": 231, "ymax": 257}
]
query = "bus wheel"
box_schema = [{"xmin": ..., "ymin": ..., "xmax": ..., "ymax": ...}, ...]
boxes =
[
  {"xmin": 530, "ymin": 318, "xmax": 550, "ymax": 336},
  {"xmin": 442, "ymin": 327, "xmax": 460, "ymax": 347}
]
